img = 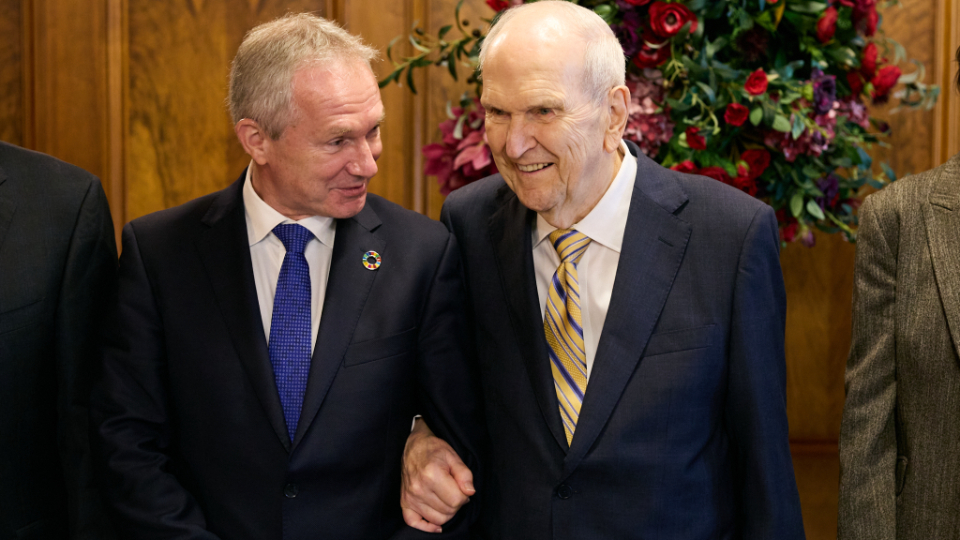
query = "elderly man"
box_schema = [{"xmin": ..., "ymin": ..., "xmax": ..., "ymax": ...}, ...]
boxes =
[
  {"xmin": 401, "ymin": 2, "xmax": 805, "ymax": 538},
  {"xmin": 92, "ymin": 13, "xmax": 482, "ymax": 539}
]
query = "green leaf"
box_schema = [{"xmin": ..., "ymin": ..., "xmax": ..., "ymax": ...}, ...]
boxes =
[
  {"xmin": 447, "ymin": 57, "xmax": 458, "ymax": 81},
  {"xmin": 438, "ymin": 25, "xmax": 453, "ymax": 40},
  {"xmin": 773, "ymin": 114, "xmax": 791, "ymax": 132},
  {"xmin": 881, "ymin": 162, "xmax": 897, "ymax": 182},
  {"xmin": 790, "ymin": 193, "xmax": 804, "ymax": 218},
  {"xmin": 791, "ymin": 114, "xmax": 805, "ymax": 140},
  {"xmin": 378, "ymin": 69, "xmax": 401, "ymax": 89},
  {"xmin": 695, "ymin": 82, "xmax": 717, "ymax": 104},
  {"xmin": 593, "ymin": 4, "xmax": 616, "ymax": 24},
  {"xmin": 405, "ymin": 66, "xmax": 418, "ymax": 95},
  {"xmin": 453, "ymin": 114, "xmax": 467, "ymax": 140},
  {"xmin": 409, "ymin": 35, "xmax": 432, "ymax": 54},
  {"xmin": 807, "ymin": 200, "xmax": 826, "ymax": 220},
  {"xmin": 789, "ymin": 1, "xmax": 828, "ymax": 14},
  {"xmin": 856, "ymin": 147, "xmax": 873, "ymax": 170},
  {"xmin": 750, "ymin": 107, "xmax": 763, "ymax": 126}
]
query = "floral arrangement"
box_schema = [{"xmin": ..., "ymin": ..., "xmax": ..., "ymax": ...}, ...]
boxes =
[{"xmin": 382, "ymin": 0, "xmax": 938, "ymax": 245}]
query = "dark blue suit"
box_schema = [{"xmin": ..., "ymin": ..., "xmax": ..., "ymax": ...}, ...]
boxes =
[
  {"xmin": 440, "ymin": 141, "xmax": 804, "ymax": 539},
  {"xmin": 92, "ymin": 175, "xmax": 484, "ymax": 540}
]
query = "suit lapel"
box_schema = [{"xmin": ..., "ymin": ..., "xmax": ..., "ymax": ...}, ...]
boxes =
[
  {"xmin": 293, "ymin": 204, "xmax": 384, "ymax": 447},
  {"xmin": 922, "ymin": 154, "xmax": 960, "ymax": 364},
  {"xmin": 563, "ymin": 147, "xmax": 691, "ymax": 478},
  {"xmin": 0, "ymin": 169, "xmax": 14, "ymax": 254},
  {"xmin": 488, "ymin": 187, "xmax": 569, "ymax": 452},
  {"xmin": 197, "ymin": 175, "xmax": 291, "ymax": 451}
]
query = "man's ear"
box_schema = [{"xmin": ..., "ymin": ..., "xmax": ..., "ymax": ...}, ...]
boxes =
[
  {"xmin": 235, "ymin": 119, "xmax": 271, "ymax": 165},
  {"xmin": 603, "ymin": 85, "xmax": 630, "ymax": 154}
]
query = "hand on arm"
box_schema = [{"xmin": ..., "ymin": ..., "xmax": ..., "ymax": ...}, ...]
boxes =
[{"xmin": 400, "ymin": 419, "xmax": 476, "ymax": 533}]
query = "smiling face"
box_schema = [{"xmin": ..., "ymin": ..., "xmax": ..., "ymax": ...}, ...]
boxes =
[
  {"xmin": 481, "ymin": 19, "xmax": 623, "ymax": 228},
  {"xmin": 244, "ymin": 59, "xmax": 384, "ymax": 220}
]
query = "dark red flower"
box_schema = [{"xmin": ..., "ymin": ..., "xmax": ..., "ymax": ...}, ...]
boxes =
[
  {"xmin": 871, "ymin": 65, "xmax": 902, "ymax": 103},
  {"xmin": 860, "ymin": 6, "xmax": 878, "ymax": 36},
  {"xmin": 838, "ymin": 0, "xmax": 855, "ymax": 6},
  {"xmin": 741, "ymin": 149, "xmax": 771, "ymax": 179},
  {"xmin": 670, "ymin": 160, "xmax": 698, "ymax": 173},
  {"xmin": 745, "ymin": 69, "xmax": 769, "ymax": 95},
  {"xmin": 817, "ymin": 7, "xmax": 838, "ymax": 44},
  {"xmin": 699, "ymin": 166, "xmax": 731, "ymax": 184},
  {"xmin": 735, "ymin": 27, "xmax": 770, "ymax": 63},
  {"xmin": 732, "ymin": 174, "xmax": 758, "ymax": 196},
  {"xmin": 724, "ymin": 103, "xmax": 750, "ymax": 127},
  {"xmin": 847, "ymin": 71, "xmax": 864, "ymax": 95},
  {"xmin": 685, "ymin": 127, "xmax": 707, "ymax": 150},
  {"xmin": 648, "ymin": 1, "xmax": 698, "ymax": 39},
  {"xmin": 621, "ymin": 0, "xmax": 653, "ymax": 5},
  {"xmin": 632, "ymin": 34, "xmax": 671, "ymax": 69},
  {"xmin": 781, "ymin": 222, "xmax": 798, "ymax": 243},
  {"xmin": 486, "ymin": 0, "xmax": 509, "ymax": 11},
  {"xmin": 861, "ymin": 42, "xmax": 878, "ymax": 79}
]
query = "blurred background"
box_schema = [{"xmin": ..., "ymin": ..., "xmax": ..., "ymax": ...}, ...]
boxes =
[{"xmin": 1, "ymin": 0, "xmax": 958, "ymax": 537}]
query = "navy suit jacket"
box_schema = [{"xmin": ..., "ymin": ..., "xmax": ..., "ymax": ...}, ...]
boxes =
[
  {"xmin": 0, "ymin": 142, "xmax": 117, "ymax": 540},
  {"xmin": 440, "ymin": 141, "xmax": 804, "ymax": 539},
  {"xmin": 92, "ymin": 175, "xmax": 484, "ymax": 540}
]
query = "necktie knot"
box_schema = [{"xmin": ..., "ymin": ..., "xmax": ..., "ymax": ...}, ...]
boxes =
[
  {"xmin": 548, "ymin": 228, "xmax": 591, "ymax": 265},
  {"xmin": 273, "ymin": 223, "xmax": 314, "ymax": 255}
]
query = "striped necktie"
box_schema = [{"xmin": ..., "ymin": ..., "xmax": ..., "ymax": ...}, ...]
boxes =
[{"xmin": 544, "ymin": 228, "xmax": 592, "ymax": 445}]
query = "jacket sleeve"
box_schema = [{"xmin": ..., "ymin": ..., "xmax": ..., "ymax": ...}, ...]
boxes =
[
  {"xmin": 391, "ymin": 230, "xmax": 486, "ymax": 540},
  {"xmin": 55, "ymin": 178, "xmax": 119, "ymax": 540},
  {"xmin": 91, "ymin": 223, "xmax": 221, "ymax": 540},
  {"xmin": 837, "ymin": 193, "xmax": 899, "ymax": 540},
  {"xmin": 724, "ymin": 205, "xmax": 806, "ymax": 539}
]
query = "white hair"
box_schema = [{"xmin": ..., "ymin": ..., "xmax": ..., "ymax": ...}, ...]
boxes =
[
  {"xmin": 478, "ymin": 0, "xmax": 625, "ymax": 103},
  {"xmin": 228, "ymin": 12, "xmax": 379, "ymax": 139}
]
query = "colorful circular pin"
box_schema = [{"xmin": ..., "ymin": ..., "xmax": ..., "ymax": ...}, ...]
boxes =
[{"xmin": 362, "ymin": 250, "xmax": 382, "ymax": 270}]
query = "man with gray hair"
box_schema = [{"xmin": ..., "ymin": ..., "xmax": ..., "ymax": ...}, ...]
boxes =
[
  {"xmin": 400, "ymin": 2, "xmax": 805, "ymax": 537},
  {"xmin": 93, "ymin": 13, "xmax": 483, "ymax": 539}
]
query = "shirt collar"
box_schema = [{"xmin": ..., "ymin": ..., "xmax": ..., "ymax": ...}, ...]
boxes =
[
  {"xmin": 242, "ymin": 164, "xmax": 336, "ymax": 248},
  {"xmin": 534, "ymin": 140, "xmax": 637, "ymax": 253}
]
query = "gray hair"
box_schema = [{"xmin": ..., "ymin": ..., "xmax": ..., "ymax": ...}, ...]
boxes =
[
  {"xmin": 478, "ymin": 1, "xmax": 625, "ymax": 104},
  {"xmin": 228, "ymin": 12, "xmax": 379, "ymax": 139}
]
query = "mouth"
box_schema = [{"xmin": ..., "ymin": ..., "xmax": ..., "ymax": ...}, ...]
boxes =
[
  {"xmin": 516, "ymin": 162, "xmax": 553, "ymax": 173},
  {"xmin": 335, "ymin": 184, "xmax": 367, "ymax": 197}
]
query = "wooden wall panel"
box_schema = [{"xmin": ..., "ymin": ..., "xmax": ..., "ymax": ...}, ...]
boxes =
[
  {"xmin": 0, "ymin": 0, "xmax": 22, "ymax": 146},
  {"xmin": 125, "ymin": 0, "xmax": 328, "ymax": 222}
]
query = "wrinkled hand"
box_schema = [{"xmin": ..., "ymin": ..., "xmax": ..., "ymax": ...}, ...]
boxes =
[{"xmin": 401, "ymin": 419, "xmax": 475, "ymax": 533}]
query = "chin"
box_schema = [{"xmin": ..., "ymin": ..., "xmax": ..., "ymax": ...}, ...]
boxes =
[{"xmin": 325, "ymin": 194, "xmax": 367, "ymax": 219}]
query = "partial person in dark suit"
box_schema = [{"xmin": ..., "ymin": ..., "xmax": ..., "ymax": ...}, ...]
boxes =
[
  {"xmin": 0, "ymin": 141, "xmax": 117, "ymax": 539},
  {"xmin": 91, "ymin": 13, "xmax": 482, "ymax": 540},
  {"xmin": 398, "ymin": 2, "xmax": 805, "ymax": 538},
  {"xmin": 838, "ymin": 46, "xmax": 960, "ymax": 540}
]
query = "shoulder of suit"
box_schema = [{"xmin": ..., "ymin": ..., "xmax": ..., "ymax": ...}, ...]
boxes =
[
  {"xmin": 864, "ymin": 152, "xmax": 960, "ymax": 213},
  {"xmin": 127, "ymin": 184, "xmax": 226, "ymax": 237},
  {"xmin": 442, "ymin": 174, "xmax": 507, "ymax": 217},
  {"xmin": 0, "ymin": 141, "xmax": 101, "ymax": 194}
]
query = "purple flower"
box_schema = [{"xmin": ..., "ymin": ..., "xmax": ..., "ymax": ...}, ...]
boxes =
[
  {"xmin": 816, "ymin": 173, "xmax": 840, "ymax": 209},
  {"xmin": 613, "ymin": 11, "xmax": 644, "ymax": 58},
  {"xmin": 811, "ymin": 68, "xmax": 837, "ymax": 116}
]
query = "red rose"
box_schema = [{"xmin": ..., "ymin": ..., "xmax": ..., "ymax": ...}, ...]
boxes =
[
  {"xmin": 649, "ymin": 1, "xmax": 698, "ymax": 38},
  {"xmin": 724, "ymin": 103, "xmax": 750, "ymax": 127},
  {"xmin": 632, "ymin": 36, "xmax": 672, "ymax": 69},
  {"xmin": 486, "ymin": 0, "xmax": 509, "ymax": 11},
  {"xmin": 670, "ymin": 160, "xmax": 698, "ymax": 173},
  {"xmin": 741, "ymin": 149, "xmax": 771, "ymax": 179},
  {"xmin": 871, "ymin": 65, "xmax": 902, "ymax": 102},
  {"xmin": 859, "ymin": 5, "xmax": 878, "ymax": 36},
  {"xmin": 685, "ymin": 127, "xmax": 707, "ymax": 150},
  {"xmin": 732, "ymin": 174, "xmax": 758, "ymax": 196},
  {"xmin": 847, "ymin": 71, "xmax": 864, "ymax": 95},
  {"xmin": 861, "ymin": 42, "xmax": 878, "ymax": 78},
  {"xmin": 622, "ymin": 0, "xmax": 653, "ymax": 4},
  {"xmin": 699, "ymin": 166, "xmax": 731, "ymax": 184},
  {"xmin": 781, "ymin": 222, "xmax": 798, "ymax": 243},
  {"xmin": 817, "ymin": 7, "xmax": 838, "ymax": 43},
  {"xmin": 745, "ymin": 69, "xmax": 769, "ymax": 95}
]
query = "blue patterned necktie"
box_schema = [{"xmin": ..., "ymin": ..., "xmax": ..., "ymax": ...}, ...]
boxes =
[{"xmin": 269, "ymin": 223, "xmax": 314, "ymax": 441}]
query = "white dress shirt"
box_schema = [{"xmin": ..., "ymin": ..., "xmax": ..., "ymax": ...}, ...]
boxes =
[
  {"xmin": 243, "ymin": 166, "xmax": 336, "ymax": 352},
  {"xmin": 533, "ymin": 141, "xmax": 637, "ymax": 380}
]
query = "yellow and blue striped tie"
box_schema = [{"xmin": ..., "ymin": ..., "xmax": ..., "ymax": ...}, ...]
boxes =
[{"xmin": 544, "ymin": 228, "xmax": 591, "ymax": 445}]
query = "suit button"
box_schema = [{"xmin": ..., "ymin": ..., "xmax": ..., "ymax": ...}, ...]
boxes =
[
  {"xmin": 557, "ymin": 483, "xmax": 572, "ymax": 500},
  {"xmin": 284, "ymin": 483, "xmax": 299, "ymax": 498}
]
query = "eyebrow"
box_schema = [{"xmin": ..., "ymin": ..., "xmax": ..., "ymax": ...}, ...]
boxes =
[{"xmin": 329, "ymin": 112, "xmax": 386, "ymax": 137}]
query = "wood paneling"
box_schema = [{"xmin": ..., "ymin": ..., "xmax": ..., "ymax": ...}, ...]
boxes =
[
  {"xmin": 124, "ymin": 0, "xmax": 328, "ymax": 222},
  {"xmin": 934, "ymin": 0, "xmax": 960, "ymax": 163},
  {"xmin": 0, "ymin": 0, "xmax": 23, "ymax": 145}
]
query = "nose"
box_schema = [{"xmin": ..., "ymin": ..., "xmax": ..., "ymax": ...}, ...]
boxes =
[
  {"xmin": 346, "ymin": 138, "xmax": 379, "ymax": 178},
  {"xmin": 504, "ymin": 116, "xmax": 535, "ymax": 161}
]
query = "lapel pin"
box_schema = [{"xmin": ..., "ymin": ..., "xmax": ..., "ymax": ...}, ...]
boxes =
[{"xmin": 362, "ymin": 250, "xmax": 382, "ymax": 270}]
